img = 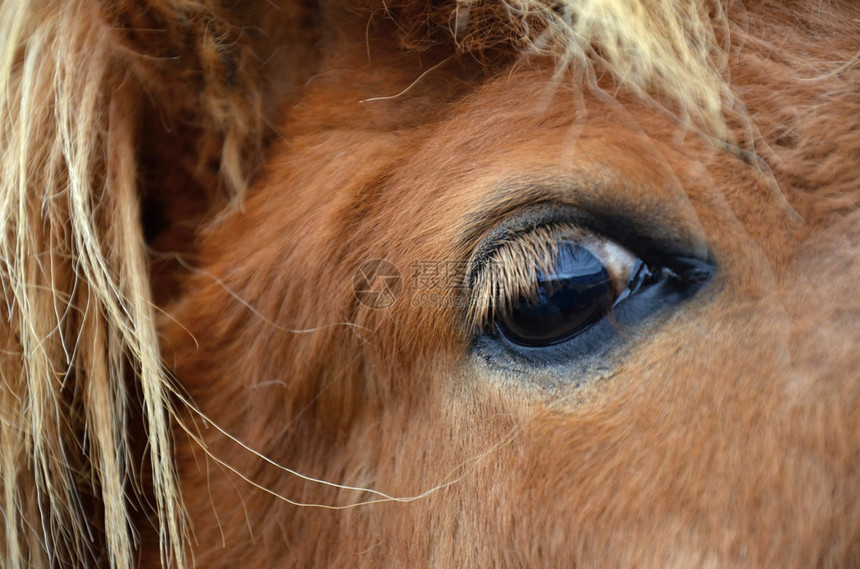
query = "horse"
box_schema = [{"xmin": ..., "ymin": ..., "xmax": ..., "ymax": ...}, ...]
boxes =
[{"xmin": 1, "ymin": 0, "xmax": 858, "ymax": 567}]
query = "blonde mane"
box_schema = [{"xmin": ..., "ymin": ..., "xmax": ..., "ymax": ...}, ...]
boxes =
[
  {"xmin": 1, "ymin": 0, "xmax": 741, "ymax": 567},
  {"xmin": 382, "ymin": 0, "xmax": 732, "ymax": 134},
  {"xmin": 1, "ymin": 3, "xmax": 184, "ymax": 567}
]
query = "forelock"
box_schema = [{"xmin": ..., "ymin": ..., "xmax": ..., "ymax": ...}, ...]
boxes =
[{"xmin": 360, "ymin": 0, "xmax": 733, "ymax": 136}]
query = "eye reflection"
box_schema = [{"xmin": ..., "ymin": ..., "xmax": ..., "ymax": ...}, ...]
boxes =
[{"xmin": 497, "ymin": 241, "xmax": 616, "ymax": 346}]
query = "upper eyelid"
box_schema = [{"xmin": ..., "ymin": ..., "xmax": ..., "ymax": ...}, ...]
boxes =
[{"xmin": 458, "ymin": 180, "xmax": 709, "ymax": 267}]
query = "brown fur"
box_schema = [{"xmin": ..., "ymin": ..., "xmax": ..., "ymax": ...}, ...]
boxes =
[{"xmin": 1, "ymin": 0, "xmax": 858, "ymax": 567}]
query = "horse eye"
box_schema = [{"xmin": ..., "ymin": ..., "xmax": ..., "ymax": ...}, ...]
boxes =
[{"xmin": 495, "ymin": 240, "xmax": 655, "ymax": 346}]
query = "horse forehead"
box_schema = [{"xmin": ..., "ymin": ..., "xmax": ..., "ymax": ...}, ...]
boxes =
[{"xmin": 269, "ymin": 69, "xmax": 715, "ymax": 224}]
